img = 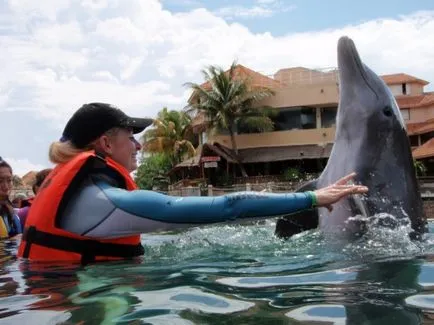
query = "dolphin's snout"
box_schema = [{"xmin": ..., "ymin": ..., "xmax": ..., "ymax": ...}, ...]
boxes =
[
  {"xmin": 337, "ymin": 36, "xmax": 360, "ymax": 70},
  {"xmin": 337, "ymin": 36, "xmax": 353, "ymax": 51},
  {"xmin": 337, "ymin": 35, "xmax": 367, "ymax": 93}
]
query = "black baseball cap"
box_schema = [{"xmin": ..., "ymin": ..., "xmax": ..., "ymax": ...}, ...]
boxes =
[{"xmin": 61, "ymin": 102, "xmax": 153, "ymax": 148}]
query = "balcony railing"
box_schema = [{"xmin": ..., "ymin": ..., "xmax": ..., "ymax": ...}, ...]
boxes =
[{"xmin": 264, "ymin": 67, "xmax": 339, "ymax": 88}]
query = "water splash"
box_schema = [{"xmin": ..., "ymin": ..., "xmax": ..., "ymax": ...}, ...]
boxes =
[{"xmin": 343, "ymin": 213, "xmax": 424, "ymax": 260}]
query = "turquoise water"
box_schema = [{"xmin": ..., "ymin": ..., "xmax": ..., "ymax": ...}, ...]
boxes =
[{"xmin": 0, "ymin": 220, "xmax": 434, "ymax": 324}]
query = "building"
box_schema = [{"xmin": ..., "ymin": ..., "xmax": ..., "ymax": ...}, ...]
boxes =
[{"xmin": 173, "ymin": 65, "xmax": 434, "ymax": 184}]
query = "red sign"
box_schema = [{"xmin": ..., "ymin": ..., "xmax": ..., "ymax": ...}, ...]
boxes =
[{"xmin": 201, "ymin": 156, "xmax": 221, "ymax": 163}]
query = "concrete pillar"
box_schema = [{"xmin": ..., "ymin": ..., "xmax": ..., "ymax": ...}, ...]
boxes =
[{"xmin": 316, "ymin": 107, "xmax": 322, "ymax": 129}]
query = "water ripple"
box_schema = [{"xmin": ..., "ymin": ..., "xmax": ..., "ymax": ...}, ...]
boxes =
[{"xmin": 0, "ymin": 221, "xmax": 432, "ymax": 324}]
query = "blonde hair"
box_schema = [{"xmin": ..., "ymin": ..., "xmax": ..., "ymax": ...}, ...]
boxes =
[
  {"xmin": 49, "ymin": 141, "xmax": 92, "ymax": 164},
  {"xmin": 48, "ymin": 128, "xmax": 122, "ymax": 165}
]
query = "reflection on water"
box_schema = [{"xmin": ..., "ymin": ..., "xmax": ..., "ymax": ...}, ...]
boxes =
[{"xmin": 0, "ymin": 220, "xmax": 433, "ymax": 324}]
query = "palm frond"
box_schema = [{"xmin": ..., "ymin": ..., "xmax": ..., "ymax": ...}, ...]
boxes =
[{"xmin": 237, "ymin": 116, "xmax": 274, "ymax": 133}]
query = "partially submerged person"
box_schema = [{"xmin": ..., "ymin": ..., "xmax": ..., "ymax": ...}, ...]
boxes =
[
  {"xmin": 18, "ymin": 103, "xmax": 368, "ymax": 263},
  {"xmin": 0, "ymin": 158, "xmax": 22, "ymax": 238},
  {"xmin": 32, "ymin": 168, "xmax": 53, "ymax": 195},
  {"xmin": 12, "ymin": 193, "xmax": 27, "ymax": 208},
  {"xmin": 16, "ymin": 168, "xmax": 53, "ymax": 227}
]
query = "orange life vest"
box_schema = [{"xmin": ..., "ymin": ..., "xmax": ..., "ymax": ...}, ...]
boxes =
[{"xmin": 17, "ymin": 151, "xmax": 144, "ymax": 264}]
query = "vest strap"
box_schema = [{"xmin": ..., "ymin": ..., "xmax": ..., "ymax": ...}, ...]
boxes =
[{"xmin": 22, "ymin": 226, "xmax": 144, "ymax": 264}]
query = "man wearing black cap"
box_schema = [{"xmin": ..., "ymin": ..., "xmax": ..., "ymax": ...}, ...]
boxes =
[{"xmin": 18, "ymin": 102, "xmax": 368, "ymax": 263}]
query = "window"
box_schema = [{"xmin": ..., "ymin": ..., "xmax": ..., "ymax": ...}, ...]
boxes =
[
  {"xmin": 400, "ymin": 108, "xmax": 410, "ymax": 120},
  {"xmin": 421, "ymin": 132, "xmax": 434, "ymax": 144},
  {"xmin": 409, "ymin": 135, "xmax": 419, "ymax": 147},
  {"xmin": 272, "ymin": 107, "xmax": 317, "ymax": 131},
  {"xmin": 402, "ymin": 83, "xmax": 407, "ymax": 95},
  {"xmin": 321, "ymin": 107, "xmax": 338, "ymax": 128}
]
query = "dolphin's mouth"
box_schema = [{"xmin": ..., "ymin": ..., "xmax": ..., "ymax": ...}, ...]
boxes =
[
  {"xmin": 337, "ymin": 36, "xmax": 379, "ymax": 99},
  {"xmin": 349, "ymin": 193, "xmax": 370, "ymax": 219}
]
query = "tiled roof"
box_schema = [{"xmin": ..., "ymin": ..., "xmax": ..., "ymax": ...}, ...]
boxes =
[
  {"xmin": 21, "ymin": 171, "xmax": 37, "ymax": 186},
  {"xmin": 415, "ymin": 124, "xmax": 434, "ymax": 135},
  {"xmin": 413, "ymin": 138, "xmax": 434, "ymax": 159},
  {"xmin": 406, "ymin": 117, "xmax": 434, "ymax": 135},
  {"xmin": 420, "ymin": 94, "xmax": 434, "ymax": 106},
  {"xmin": 407, "ymin": 122, "xmax": 426, "ymax": 135},
  {"xmin": 396, "ymin": 94, "xmax": 434, "ymax": 109},
  {"xmin": 396, "ymin": 95, "xmax": 425, "ymax": 108},
  {"xmin": 381, "ymin": 73, "xmax": 429, "ymax": 86}
]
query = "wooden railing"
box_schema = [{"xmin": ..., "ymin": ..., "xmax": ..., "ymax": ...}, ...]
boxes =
[{"xmin": 167, "ymin": 176, "xmax": 434, "ymax": 198}]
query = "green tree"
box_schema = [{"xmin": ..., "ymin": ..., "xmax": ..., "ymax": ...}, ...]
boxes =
[
  {"xmin": 135, "ymin": 153, "xmax": 172, "ymax": 190},
  {"xmin": 141, "ymin": 107, "xmax": 196, "ymax": 165},
  {"xmin": 414, "ymin": 159, "xmax": 427, "ymax": 176},
  {"xmin": 184, "ymin": 61, "xmax": 276, "ymax": 177}
]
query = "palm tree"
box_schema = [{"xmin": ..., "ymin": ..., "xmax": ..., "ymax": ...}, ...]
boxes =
[
  {"xmin": 142, "ymin": 107, "xmax": 196, "ymax": 165},
  {"xmin": 184, "ymin": 61, "xmax": 276, "ymax": 177},
  {"xmin": 12, "ymin": 175, "xmax": 23, "ymax": 187}
]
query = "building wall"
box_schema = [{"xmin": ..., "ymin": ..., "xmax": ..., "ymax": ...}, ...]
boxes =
[
  {"xmin": 210, "ymin": 101, "xmax": 434, "ymax": 150},
  {"xmin": 212, "ymin": 127, "xmax": 336, "ymax": 150},
  {"xmin": 204, "ymin": 75, "xmax": 431, "ymax": 149},
  {"xmin": 409, "ymin": 105, "xmax": 434, "ymax": 123},
  {"xmin": 388, "ymin": 82, "xmax": 424, "ymax": 96},
  {"xmin": 410, "ymin": 84, "xmax": 424, "ymax": 95},
  {"xmin": 261, "ymin": 83, "xmax": 339, "ymax": 108}
]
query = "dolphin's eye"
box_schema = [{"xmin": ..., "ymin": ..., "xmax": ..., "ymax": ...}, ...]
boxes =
[{"xmin": 383, "ymin": 106, "xmax": 393, "ymax": 117}]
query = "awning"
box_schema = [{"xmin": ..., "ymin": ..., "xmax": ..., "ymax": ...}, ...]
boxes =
[
  {"xmin": 170, "ymin": 143, "xmax": 238, "ymax": 174},
  {"xmin": 203, "ymin": 143, "xmax": 238, "ymax": 163},
  {"xmin": 413, "ymin": 138, "xmax": 434, "ymax": 159},
  {"xmin": 171, "ymin": 143, "xmax": 333, "ymax": 173}
]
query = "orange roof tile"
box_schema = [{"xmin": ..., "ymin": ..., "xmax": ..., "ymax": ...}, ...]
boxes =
[
  {"xmin": 413, "ymin": 138, "xmax": 434, "ymax": 159},
  {"xmin": 21, "ymin": 171, "xmax": 37, "ymax": 186},
  {"xmin": 381, "ymin": 73, "xmax": 429, "ymax": 86},
  {"xmin": 396, "ymin": 94, "xmax": 434, "ymax": 109},
  {"xmin": 410, "ymin": 121, "xmax": 434, "ymax": 135},
  {"xmin": 396, "ymin": 95, "xmax": 425, "ymax": 108},
  {"xmin": 416, "ymin": 125, "xmax": 434, "ymax": 135},
  {"xmin": 406, "ymin": 122, "xmax": 425, "ymax": 135},
  {"xmin": 406, "ymin": 117, "xmax": 434, "ymax": 135},
  {"xmin": 419, "ymin": 94, "xmax": 434, "ymax": 106}
]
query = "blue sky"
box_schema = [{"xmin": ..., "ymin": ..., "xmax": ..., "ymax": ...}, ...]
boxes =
[
  {"xmin": 163, "ymin": 0, "xmax": 434, "ymax": 34},
  {"xmin": 1, "ymin": 0, "xmax": 434, "ymax": 176}
]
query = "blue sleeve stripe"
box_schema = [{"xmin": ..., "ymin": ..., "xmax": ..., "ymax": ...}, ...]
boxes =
[{"xmin": 96, "ymin": 181, "xmax": 314, "ymax": 225}]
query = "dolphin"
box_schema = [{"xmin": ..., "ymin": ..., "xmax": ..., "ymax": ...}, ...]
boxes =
[{"xmin": 275, "ymin": 36, "xmax": 427, "ymax": 240}]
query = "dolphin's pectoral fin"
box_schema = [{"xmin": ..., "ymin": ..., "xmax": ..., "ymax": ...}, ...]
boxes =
[
  {"xmin": 275, "ymin": 179, "xmax": 319, "ymax": 239},
  {"xmin": 274, "ymin": 209, "xmax": 319, "ymax": 239},
  {"xmin": 347, "ymin": 194, "xmax": 369, "ymax": 236}
]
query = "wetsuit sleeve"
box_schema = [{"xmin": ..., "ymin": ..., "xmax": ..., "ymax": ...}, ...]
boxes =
[{"xmin": 81, "ymin": 180, "xmax": 315, "ymax": 239}]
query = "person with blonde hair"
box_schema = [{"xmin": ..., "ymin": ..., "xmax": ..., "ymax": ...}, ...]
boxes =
[{"xmin": 18, "ymin": 103, "xmax": 368, "ymax": 264}]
